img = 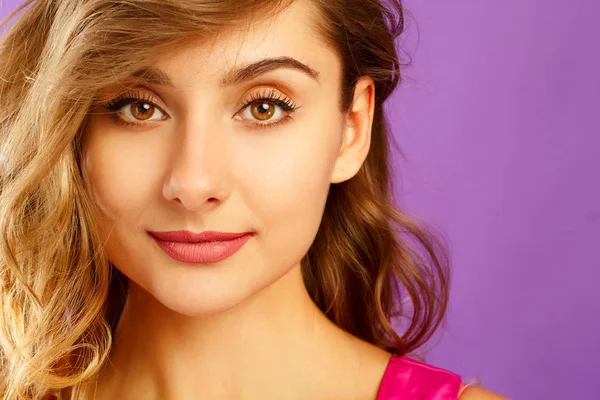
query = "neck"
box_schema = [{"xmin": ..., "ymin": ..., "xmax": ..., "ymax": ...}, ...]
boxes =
[{"xmin": 92, "ymin": 264, "xmax": 386, "ymax": 400}]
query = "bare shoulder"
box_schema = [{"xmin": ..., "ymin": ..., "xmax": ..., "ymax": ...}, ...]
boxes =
[{"xmin": 459, "ymin": 383, "xmax": 509, "ymax": 399}]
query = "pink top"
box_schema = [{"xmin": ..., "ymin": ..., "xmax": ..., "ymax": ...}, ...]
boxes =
[{"xmin": 377, "ymin": 354, "xmax": 467, "ymax": 400}]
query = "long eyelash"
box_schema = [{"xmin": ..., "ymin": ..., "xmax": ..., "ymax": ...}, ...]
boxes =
[
  {"xmin": 242, "ymin": 88, "xmax": 298, "ymax": 112},
  {"xmin": 102, "ymin": 91, "xmax": 161, "ymax": 128},
  {"xmin": 103, "ymin": 90, "xmax": 156, "ymax": 112},
  {"xmin": 239, "ymin": 88, "xmax": 300, "ymax": 130},
  {"xmin": 101, "ymin": 88, "xmax": 300, "ymax": 129}
]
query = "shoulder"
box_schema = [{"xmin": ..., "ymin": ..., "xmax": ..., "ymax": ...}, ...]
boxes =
[{"xmin": 459, "ymin": 383, "xmax": 509, "ymax": 399}]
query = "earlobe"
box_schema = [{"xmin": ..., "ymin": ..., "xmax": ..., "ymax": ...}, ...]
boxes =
[{"xmin": 330, "ymin": 76, "xmax": 375, "ymax": 184}]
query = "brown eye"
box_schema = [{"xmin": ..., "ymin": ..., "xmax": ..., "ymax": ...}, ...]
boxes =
[
  {"xmin": 103, "ymin": 94, "xmax": 167, "ymax": 127},
  {"xmin": 130, "ymin": 102, "xmax": 155, "ymax": 121},
  {"xmin": 237, "ymin": 90, "xmax": 298, "ymax": 129},
  {"xmin": 250, "ymin": 102, "xmax": 276, "ymax": 121}
]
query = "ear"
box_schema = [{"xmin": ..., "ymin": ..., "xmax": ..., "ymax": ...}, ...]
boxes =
[{"xmin": 330, "ymin": 76, "xmax": 375, "ymax": 184}]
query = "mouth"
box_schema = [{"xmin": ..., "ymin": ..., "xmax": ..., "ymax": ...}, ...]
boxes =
[{"xmin": 148, "ymin": 230, "xmax": 254, "ymax": 264}]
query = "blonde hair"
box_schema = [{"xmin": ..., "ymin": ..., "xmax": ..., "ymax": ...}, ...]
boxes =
[{"xmin": 0, "ymin": 0, "xmax": 450, "ymax": 398}]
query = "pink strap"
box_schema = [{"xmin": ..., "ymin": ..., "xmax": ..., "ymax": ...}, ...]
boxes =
[{"xmin": 377, "ymin": 355, "xmax": 462, "ymax": 399}]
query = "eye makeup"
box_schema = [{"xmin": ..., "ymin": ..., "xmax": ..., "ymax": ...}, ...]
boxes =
[{"xmin": 101, "ymin": 87, "xmax": 302, "ymax": 130}]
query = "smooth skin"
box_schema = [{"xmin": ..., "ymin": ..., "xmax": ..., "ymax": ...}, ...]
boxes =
[{"xmin": 80, "ymin": 0, "xmax": 506, "ymax": 398}]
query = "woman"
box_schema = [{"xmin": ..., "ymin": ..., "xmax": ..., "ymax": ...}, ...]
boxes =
[{"xmin": 0, "ymin": 0, "xmax": 507, "ymax": 399}]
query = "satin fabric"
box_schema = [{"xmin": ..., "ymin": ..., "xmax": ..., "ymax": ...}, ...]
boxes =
[{"xmin": 376, "ymin": 354, "xmax": 462, "ymax": 400}]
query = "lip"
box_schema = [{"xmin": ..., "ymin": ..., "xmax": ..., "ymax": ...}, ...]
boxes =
[
  {"xmin": 148, "ymin": 230, "xmax": 254, "ymax": 264},
  {"xmin": 148, "ymin": 230, "xmax": 252, "ymax": 243}
]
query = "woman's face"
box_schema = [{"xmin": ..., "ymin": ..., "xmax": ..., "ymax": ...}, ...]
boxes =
[{"xmin": 81, "ymin": 0, "xmax": 373, "ymax": 316}]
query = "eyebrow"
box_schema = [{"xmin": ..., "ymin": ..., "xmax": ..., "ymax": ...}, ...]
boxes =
[{"xmin": 131, "ymin": 56, "xmax": 320, "ymax": 88}]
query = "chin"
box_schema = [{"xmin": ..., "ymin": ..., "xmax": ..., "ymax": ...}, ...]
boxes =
[
  {"xmin": 148, "ymin": 282, "xmax": 253, "ymax": 317},
  {"xmin": 131, "ymin": 265, "xmax": 274, "ymax": 318},
  {"xmin": 159, "ymin": 295, "xmax": 247, "ymax": 317}
]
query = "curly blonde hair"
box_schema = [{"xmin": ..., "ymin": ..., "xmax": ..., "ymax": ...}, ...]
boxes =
[{"xmin": 0, "ymin": 0, "xmax": 450, "ymax": 398}]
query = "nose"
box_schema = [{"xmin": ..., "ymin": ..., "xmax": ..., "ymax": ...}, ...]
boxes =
[{"xmin": 163, "ymin": 118, "xmax": 232, "ymax": 212}]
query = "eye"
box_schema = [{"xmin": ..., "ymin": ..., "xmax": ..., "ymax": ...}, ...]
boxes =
[
  {"xmin": 120, "ymin": 101, "xmax": 165, "ymax": 122},
  {"xmin": 102, "ymin": 91, "xmax": 167, "ymax": 127},
  {"xmin": 237, "ymin": 88, "xmax": 300, "ymax": 129},
  {"xmin": 241, "ymin": 102, "xmax": 282, "ymax": 122}
]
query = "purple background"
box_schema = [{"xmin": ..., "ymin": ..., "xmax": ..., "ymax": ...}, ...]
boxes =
[
  {"xmin": 390, "ymin": 1, "xmax": 599, "ymax": 399},
  {"xmin": 2, "ymin": 0, "xmax": 599, "ymax": 398}
]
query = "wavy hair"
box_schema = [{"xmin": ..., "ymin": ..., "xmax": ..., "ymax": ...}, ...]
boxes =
[{"xmin": 0, "ymin": 0, "xmax": 450, "ymax": 398}]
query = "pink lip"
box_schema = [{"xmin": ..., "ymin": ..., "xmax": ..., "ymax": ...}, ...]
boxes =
[{"xmin": 148, "ymin": 230, "xmax": 254, "ymax": 264}]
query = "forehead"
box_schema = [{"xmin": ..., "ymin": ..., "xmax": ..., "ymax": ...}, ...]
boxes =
[{"xmin": 150, "ymin": 0, "xmax": 339, "ymax": 91}]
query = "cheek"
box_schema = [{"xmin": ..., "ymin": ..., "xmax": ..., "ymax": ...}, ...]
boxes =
[
  {"xmin": 80, "ymin": 127, "xmax": 166, "ymax": 286},
  {"xmin": 81, "ymin": 128, "xmax": 161, "ymax": 223},
  {"xmin": 237, "ymin": 117, "xmax": 341, "ymax": 261}
]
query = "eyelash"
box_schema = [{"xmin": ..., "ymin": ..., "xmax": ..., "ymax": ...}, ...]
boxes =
[{"xmin": 102, "ymin": 88, "xmax": 299, "ymax": 130}]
